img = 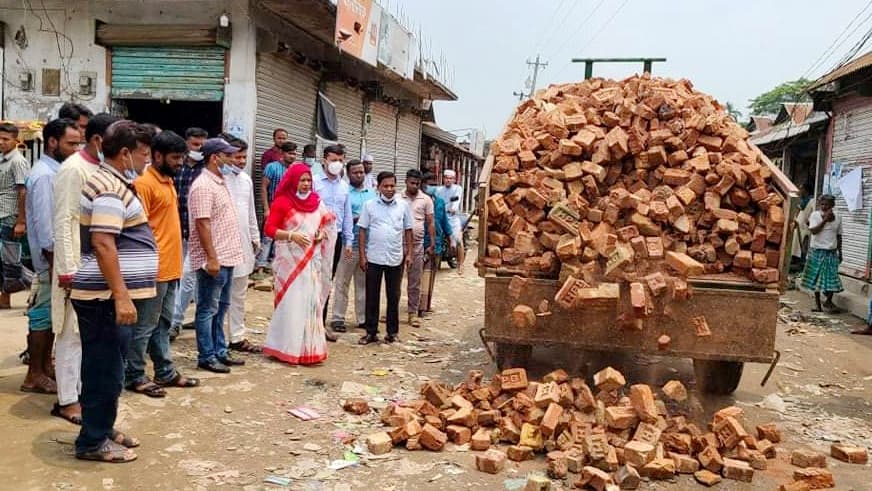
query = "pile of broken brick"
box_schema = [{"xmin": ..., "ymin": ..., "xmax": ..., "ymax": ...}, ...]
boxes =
[{"xmin": 346, "ymin": 367, "xmax": 867, "ymax": 490}]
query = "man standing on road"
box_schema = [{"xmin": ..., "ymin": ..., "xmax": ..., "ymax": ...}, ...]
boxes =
[
  {"xmin": 362, "ymin": 154, "xmax": 377, "ymax": 190},
  {"xmin": 21, "ymin": 118, "xmax": 79, "ymax": 395},
  {"xmin": 256, "ymin": 142, "xmax": 297, "ymax": 272},
  {"xmin": 125, "ymin": 130, "xmax": 199, "ymax": 398},
  {"xmin": 224, "ymin": 137, "xmax": 262, "ymax": 354},
  {"xmin": 188, "ymin": 138, "xmax": 245, "ymax": 373},
  {"xmin": 70, "ymin": 120, "xmax": 156, "ymax": 463},
  {"xmin": 330, "ymin": 159, "xmax": 375, "ymax": 332},
  {"xmin": 301, "ymin": 143, "xmax": 324, "ymax": 177},
  {"xmin": 170, "ymin": 127, "xmax": 209, "ymax": 339},
  {"xmin": 52, "ymin": 113, "xmax": 119, "ymax": 425},
  {"xmin": 358, "ymin": 172, "xmax": 412, "ymax": 345},
  {"xmin": 0, "ymin": 122, "xmax": 30, "ymax": 309},
  {"xmin": 58, "ymin": 102, "xmax": 93, "ymax": 138},
  {"xmin": 401, "ymin": 169, "xmax": 435, "ymax": 327},
  {"xmin": 314, "ymin": 144, "xmax": 353, "ymax": 341},
  {"xmin": 260, "ymin": 128, "xmax": 288, "ymax": 174},
  {"xmin": 437, "ymin": 169, "xmax": 465, "ymax": 275},
  {"xmin": 421, "ymin": 172, "xmax": 453, "ymax": 314}
]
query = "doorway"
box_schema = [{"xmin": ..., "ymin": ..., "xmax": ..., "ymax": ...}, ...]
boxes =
[{"xmin": 114, "ymin": 99, "xmax": 223, "ymax": 137}]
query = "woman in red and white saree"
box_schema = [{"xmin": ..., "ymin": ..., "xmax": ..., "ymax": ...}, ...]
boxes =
[{"xmin": 263, "ymin": 164, "xmax": 336, "ymax": 365}]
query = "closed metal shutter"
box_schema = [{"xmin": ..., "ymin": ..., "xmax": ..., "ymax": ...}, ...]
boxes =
[
  {"xmin": 323, "ymin": 82, "xmax": 364, "ymax": 160},
  {"xmin": 254, "ymin": 53, "xmax": 319, "ymax": 221},
  {"xmin": 365, "ymin": 101, "xmax": 397, "ymax": 175},
  {"xmin": 395, "ymin": 111, "xmax": 421, "ymax": 177},
  {"xmin": 831, "ymin": 94, "xmax": 872, "ymax": 279},
  {"xmin": 111, "ymin": 46, "xmax": 226, "ymax": 101}
]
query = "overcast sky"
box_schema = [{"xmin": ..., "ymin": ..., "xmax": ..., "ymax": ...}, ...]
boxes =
[{"xmin": 390, "ymin": 0, "xmax": 872, "ymax": 139}]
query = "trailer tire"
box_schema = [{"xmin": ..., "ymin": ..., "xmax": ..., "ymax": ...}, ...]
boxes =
[
  {"xmin": 693, "ymin": 359, "xmax": 744, "ymax": 394},
  {"xmin": 495, "ymin": 343, "xmax": 532, "ymax": 370}
]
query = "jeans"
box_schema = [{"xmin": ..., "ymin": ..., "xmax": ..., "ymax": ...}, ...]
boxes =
[
  {"xmin": 255, "ymin": 236, "xmax": 274, "ymax": 269},
  {"xmin": 125, "ymin": 281, "xmax": 178, "ymax": 386},
  {"xmin": 172, "ymin": 239, "xmax": 197, "ymax": 327},
  {"xmin": 72, "ymin": 299, "xmax": 131, "ymax": 455},
  {"xmin": 365, "ymin": 262, "xmax": 403, "ymax": 337},
  {"xmin": 195, "ymin": 267, "xmax": 232, "ymax": 364},
  {"xmin": 331, "ymin": 248, "xmax": 365, "ymax": 326}
]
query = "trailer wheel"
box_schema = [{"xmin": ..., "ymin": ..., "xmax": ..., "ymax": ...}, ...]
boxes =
[
  {"xmin": 495, "ymin": 343, "xmax": 532, "ymax": 370},
  {"xmin": 693, "ymin": 359, "xmax": 744, "ymax": 395}
]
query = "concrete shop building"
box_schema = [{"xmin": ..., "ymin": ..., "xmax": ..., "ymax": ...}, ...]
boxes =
[
  {"xmin": 0, "ymin": 0, "xmax": 456, "ymax": 217},
  {"xmin": 809, "ymin": 50, "xmax": 872, "ymax": 318}
]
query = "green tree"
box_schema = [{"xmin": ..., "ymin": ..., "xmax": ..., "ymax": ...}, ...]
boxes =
[
  {"xmin": 748, "ymin": 78, "xmax": 812, "ymax": 116},
  {"xmin": 725, "ymin": 101, "xmax": 742, "ymax": 122}
]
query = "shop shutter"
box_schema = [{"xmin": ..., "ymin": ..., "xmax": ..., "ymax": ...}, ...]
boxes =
[
  {"xmin": 395, "ymin": 111, "xmax": 421, "ymax": 177},
  {"xmin": 254, "ymin": 53, "xmax": 319, "ymax": 221},
  {"xmin": 323, "ymin": 82, "xmax": 365, "ymax": 160},
  {"xmin": 365, "ymin": 101, "xmax": 398, "ymax": 175},
  {"xmin": 111, "ymin": 46, "xmax": 226, "ymax": 101},
  {"xmin": 831, "ymin": 95, "xmax": 872, "ymax": 279}
]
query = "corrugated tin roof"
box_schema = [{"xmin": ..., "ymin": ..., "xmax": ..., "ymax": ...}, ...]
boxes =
[
  {"xmin": 749, "ymin": 111, "xmax": 829, "ymax": 146},
  {"xmin": 808, "ymin": 50, "xmax": 872, "ymax": 91},
  {"xmin": 776, "ymin": 102, "xmax": 814, "ymax": 125},
  {"xmin": 422, "ymin": 122, "xmax": 457, "ymax": 145}
]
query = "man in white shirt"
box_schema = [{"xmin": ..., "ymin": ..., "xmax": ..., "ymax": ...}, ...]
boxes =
[
  {"xmin": 362, "ymin": 154, "xmax": 377, "ymax": 190},
  {"xmin": 436, "ymin": 169, "xmax": 465, "ymax": 274},
  {"xmin": 800, "ymin": 194, "xmax": 842, "ymax": 313}
]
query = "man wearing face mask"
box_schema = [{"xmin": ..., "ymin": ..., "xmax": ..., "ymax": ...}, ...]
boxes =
[
  {"xmin": 170, "ymin": 127, "xmax": 209, "ymax": 339},
  {"xmin": 124, "ymin": 130, "xmax": 199, "ymax": 398},
  {"xmin": 21, "ymin": 118, "xmax": 80, "ymax": 395},
  {"xmin": 188, "ymin": 138, "xmax": 245, "ymax": 373},
  {"xmin": 51, "ymin": 113, "xmax": 120, "ymax": 426},
  {"xmin": 314, "ymin": 145, "xmax": 353, "ymax": 341},
  {"xmin": 301, "ymin": 143, "xmax": 324, "ymax": 177},
  {"xmin": 222, "ymin": 136, "xmax": 262, "ymax": 354},
  {"xmin": 70, "ymin": 120, "xmax": 156, "ymax": 463}
]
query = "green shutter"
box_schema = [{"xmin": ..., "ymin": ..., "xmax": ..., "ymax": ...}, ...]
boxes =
[{"xmin": 111, "ymin": 46, "xmax": 226, "ymax": 101}]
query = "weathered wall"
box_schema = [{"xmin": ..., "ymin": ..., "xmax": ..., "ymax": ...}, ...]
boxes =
[{"xmin": 0, "ymin": 0, "xmax": 257, "ymax": 153}]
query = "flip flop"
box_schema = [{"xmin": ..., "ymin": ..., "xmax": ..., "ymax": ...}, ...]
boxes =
[
  {"xmin": 155, "ymin": 373, "xmax": 200, "ymax": 388},
  {"xmin": 20, "ymin": 374, "xmax": 57, "ymax": 394},
  {"xmin": 76, "ymin": 440, "xmax": 137, "ymax": 463},
  {"xmin": 111, "ymin": 430, "xmax": 140, "ymax": 448},
  {"xmin": 51, "ymin": 402, "xmax": 82, "ymax": 425},
  {"xmin": 127, "ymin": 381, "xmax": 166, "ymax": 398},
  {"xmin": 850, "ymin": 327, "xmax": 872, "ymax": 335}
]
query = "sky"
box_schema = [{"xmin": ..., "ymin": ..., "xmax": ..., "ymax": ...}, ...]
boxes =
[{"xmin": 389, "ymin": 0, "xmax": 872, "ymax": 140}]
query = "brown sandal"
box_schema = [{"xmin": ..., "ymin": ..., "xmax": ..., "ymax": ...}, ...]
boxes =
[
  {"xmin": 111, "ymin": 430, "xmax": 140, "ymax": 448},
  {"xmin": 228, "ymin": 339, "xmax": 262, "ymax": 353},
  {"xmin": 76, "ymin": 440, "xmax": 137, "ymax": 463},
  {"xmin": 155, "ymin": 373, "xmax": 200, "ymax": 388},
  {"xmin": 21, "ymin": 374, "xmax": 58, "ymax": 394},
  {"xmin": 127, "ymin": 381, "xmax": 166, "ymax": 398}
]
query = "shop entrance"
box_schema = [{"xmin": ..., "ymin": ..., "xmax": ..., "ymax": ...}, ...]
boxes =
[{"xmin": 116, "ymin": 99, "xmax": 223, "ymax": 137}]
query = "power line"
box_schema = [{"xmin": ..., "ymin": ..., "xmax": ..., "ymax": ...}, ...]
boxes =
[
  {"xmin": 531, "ymin": 0, "xmax": 569, "ymax": 54},
  {"xmin": 801, "ymin": 0, "xmax": 872, "ymax": 79},
  {"xmin": 536, "ymin": 0, "xmax": 591, "ymax": 59},
  {"xmin": 832, "ymin": 24, "xmax": 872, "ymax": 70},
  {"xmin": 542, "ymin": 0, "xmax": 608, "ymax": 64},
  {"xmin": 551, "ymin": 0, "xmax": 632, "ymax": 81}
]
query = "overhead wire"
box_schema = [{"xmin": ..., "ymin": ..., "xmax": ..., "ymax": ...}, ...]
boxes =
[
  {"xmin": 530, "ymin": 0, "xmax": 569, "ymax": 54},
  {"xmin": 535, "ymin": 0, "xmax": 589, "ymax": 58},
  {"xmin": 549, "ymin": 0, "xmax": 631, "ymax": 82},
  {"xmin": 541, "ymin": 0, "xmax": 608, "ymax": 66},
  {"xmin": 800, "ymin": 0, "xmax": 872, "ymax": 79}
]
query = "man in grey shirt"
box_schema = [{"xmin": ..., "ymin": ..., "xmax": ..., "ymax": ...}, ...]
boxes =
[{"xmin": 0, "ymin": 122, "xmax": 30, "ymax": 309}]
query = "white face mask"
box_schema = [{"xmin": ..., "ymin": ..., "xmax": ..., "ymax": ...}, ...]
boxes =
[
  {"xmin": 188, "ymin": 150, "xmax": 204, "ymax": 162},
  {"xmin": 327, "ymin": 160, "xmax": 343, "ymax": 176},
  {"xmin": 296, "ymin": 191, "xmax": 311, "ymax": 200}
]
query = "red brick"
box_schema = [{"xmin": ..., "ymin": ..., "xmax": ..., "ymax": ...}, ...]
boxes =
[
  {"xmin": 790, "ymin": 449, "xmax": 827, "ymax": 468},
  {"xmin": 506, "ymin": 444, "xmax": 535, "ymax": 462},
  {"xmin": 470, "ymin": 427, "xmax": 491, "ymax": 451},
  {"xmin": 501, "ymin": 368, "xmax": 529, "ymax": 391},
  {"xmin": 476, "ymin": 449, "xmax": 507, "ymax": 474},
  {"xmin": 366, "ymin": 432, "xmax": 393, "ymax": 455},
  {"xmin": 830, "ymin": 443, "xmax": 868, "ymax": 464},
  {"xmin": 419, "ymin": 423, "xmax": 448, "ymax": 451},
  {"xmin": 792, "ymin": 468, "xmax": 835, "ymax": 489}
]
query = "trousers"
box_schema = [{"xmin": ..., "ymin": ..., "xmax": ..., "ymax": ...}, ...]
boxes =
[
  {"xmin": 365, "ymin": 262, "xmax": 403, "ymax": 336},
  {"xmin": 228, "ymin": 275, "xmax": 249, "ymax": 343},
  {"xmin": 331, "ymin": 248, "xmax": 366, "ymax": 326}
]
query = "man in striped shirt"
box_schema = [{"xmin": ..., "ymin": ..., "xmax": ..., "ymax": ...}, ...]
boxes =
[{"xmin": 70, "ymin": 120, "xmax": 157, "ymax": 464}]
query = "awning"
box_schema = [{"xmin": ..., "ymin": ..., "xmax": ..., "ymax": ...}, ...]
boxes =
[{"xmin": 749, "ymin": 112, "xmax": 829, "ymax": 146}]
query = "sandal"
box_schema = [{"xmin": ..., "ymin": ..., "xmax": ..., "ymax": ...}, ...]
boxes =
[
  {"xmin": 228, "ymin": 339, "xmax": 262, "ymax": 353},
  {"xmin": 127, "ymin": 381, "xmax": 166, "ymax": 398},
  {"xmin": 76, "ymin": 440, "xmax": 137, "ymax": 463},
  {"xmin": 851, "ymin": 327, "xmax": 872, "ymax": 335},
  {"xmin": 111, "ymin": 430, "xmax": 140, "ymax": 448},
  {"xmin": 155, "ymin": 373, "xmax": 200, "ymax": 388},
  {"xmin": 51, "ymin": 402, "xmax": 82, "ymax": 425},
  {"xmin": 21, "ymin": 374, "xmax": 58, "ymax": 394}
]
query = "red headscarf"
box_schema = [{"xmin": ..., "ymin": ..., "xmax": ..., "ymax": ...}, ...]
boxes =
[{"xmin": 275, "ymin": 163, "xmax": 320, "ymax": 212}]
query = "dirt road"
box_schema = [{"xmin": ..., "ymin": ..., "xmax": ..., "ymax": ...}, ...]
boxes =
[{"xmin": 0, "ymin": 260, "xmax": 870, "ymax": 490}]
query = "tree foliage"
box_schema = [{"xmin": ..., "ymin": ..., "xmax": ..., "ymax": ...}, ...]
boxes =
[
  {"xmin": 748, "ymin": 78, "xmax": 812, "ymax": 116},
  {"xmin": 725, "ymin": 101, "xmax": 742, "ymax": 122}
]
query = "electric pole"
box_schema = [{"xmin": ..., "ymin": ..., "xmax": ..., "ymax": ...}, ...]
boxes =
[
  {"xmin": 526, "ymin": 54, "xmax": 548, "ymax": 97},
  {"xmin": 513, "ymin": 54, "xmax": 549, "ymax": 101}
]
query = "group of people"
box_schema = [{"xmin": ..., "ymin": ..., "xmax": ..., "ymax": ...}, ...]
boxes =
[{"xmin": 2, "ymin": 107, "xmax": 466, "ymax": 463}]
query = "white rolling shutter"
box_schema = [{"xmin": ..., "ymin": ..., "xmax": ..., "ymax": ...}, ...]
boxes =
[
  {"xmin": 254, "ymin": 53, "xmax": 318, "ymax": 220},
  {"xmin": 831, "ymin": 95, "xmax": 872, "ymax": 279},
  {"xmin": 323, "ymin": 82, "xmax": 364, "ymax": 160},
  {"xmin": 365, "ymin": 101, "xmax": 397, "ymax": 175},
  {"xmin": 395, "ymin": 111, "xmax": 421, "ymax": 177}
]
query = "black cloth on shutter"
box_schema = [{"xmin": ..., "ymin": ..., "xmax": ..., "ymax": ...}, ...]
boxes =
[{"xmin": 317, "ymin": 92, "xmax": 338, "ymax": 141}]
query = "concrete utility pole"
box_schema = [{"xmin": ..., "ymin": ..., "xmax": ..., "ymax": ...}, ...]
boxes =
[{"xmin": 525, "ymin": 54, "xmax": 548, "ymax": 97}]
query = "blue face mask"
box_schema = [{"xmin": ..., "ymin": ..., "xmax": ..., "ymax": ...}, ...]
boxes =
[
  {"xmin": 97, "ymin": 151, "xmax": 105, "ymax": 162},
  {"xmin": 124, "ymin": 169, "xmax": 138, "ymax": 181},
  {"xmin": 304, "ymin": 157, "xmax": 318, "ymax": 166},
  {"xmin": 220, "ymin": 164, "xmax": 236, "ymax": 176}
]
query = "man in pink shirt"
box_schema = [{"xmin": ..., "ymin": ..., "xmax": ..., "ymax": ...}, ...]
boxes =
[{"xmin": 188, "ymin": 138, "xmax": 245, "ymax": 373}]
